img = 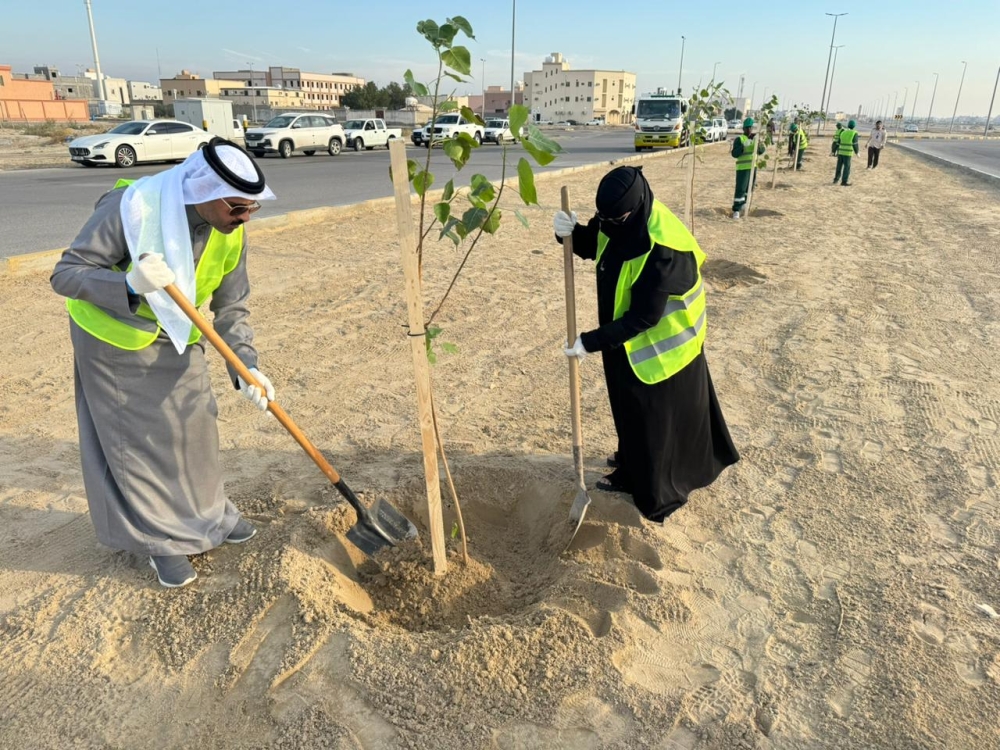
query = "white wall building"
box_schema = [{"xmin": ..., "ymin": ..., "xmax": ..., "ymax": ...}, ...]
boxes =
[
  {"xmin": 128, "ymin": 80, "xmax": 163, "ymax": 101},
  {"xmin": 523, "ymin": 53, "xmax": 636, "ymax": 124}
]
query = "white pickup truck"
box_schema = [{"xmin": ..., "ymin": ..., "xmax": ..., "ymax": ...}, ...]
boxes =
[
  {"xmin": 420, "ymin": 113, "xmax": 485, "ymax": 147},
  {"xmin": 245, "ymin": 112, "xmax": 346, "ymax": 158},
  {"xmin": 342, "ymin": 118, "xmax": 403, "ymax": 151}
]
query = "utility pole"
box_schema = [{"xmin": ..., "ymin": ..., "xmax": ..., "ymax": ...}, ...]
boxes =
[
  {"xmin": 509, "ymin": 0, "xmax": 516, "ymax": 113},
  {"xmin": 986, "ymin": 66, "xmax": 1000, "ymax": 138},
  {"xmin": 480, "ymin": 58, "xmax": 486, "ymax": 119},
  {"xmin": 247, "ymin": 61, "xmax": 257, "ymax": 123},
  {"xmin": 897, "ymin": 86, "xmax": 908, "ymax": 137},
  {"xmin": 891, "ymin": 91, "xmax": 898, "ymax": 137},
  {"xmin": 677, "ymin": 36, "xmax": 685, "ymax": 94},
  {"xmin": 825, "ymin": 45, "xmax": 844, "ymax": 115},
  {"xmin": 750, "ymin": 81, "xmax": 757, "ymax": 112},
  {"xmin": 712, "ymin": 61, "xmax": 720, "ymax": 83},
  {"xmin": 817, "ymin": 12, "xmax": 847, "ymax": 135},
  {"xmin": 926, "ymin": 73, "xmax": 938, "ymax": 130},
  {"xmin": 156, "ymin": 48, "xmax": 162, "ymax": 82},
  {"xmin": 83, "ymin": 0, "xmax": 106, "ymax": 102},
  {"xmin": 910, "ymin": 80, "xmax": 920, "ymax": 121},
  {"xmin": 950, "ymin": 61, "xmax": 968, "ymax": 134}
]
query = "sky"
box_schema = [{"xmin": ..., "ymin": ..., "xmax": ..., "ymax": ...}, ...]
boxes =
[{"xmin": 4, "ymin": 1, "xmax": 999, "ymax": 118}]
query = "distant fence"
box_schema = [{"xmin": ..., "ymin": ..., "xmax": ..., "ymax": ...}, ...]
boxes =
[
  {"xmin": 0, "ymin": 99, "xmax": 89, "ymax": 123},
  {"xmin": 227, "ymin": 104, "xmax": 431, "ymax": 128}
]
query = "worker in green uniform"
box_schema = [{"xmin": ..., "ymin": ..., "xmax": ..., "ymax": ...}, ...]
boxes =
[
  {"xmin": 730, "ymin": 118, "xmax": 766, "ymax": 219},
  {"xmin": 830, "ymin": 122, "xmax": 844, "ymax": 156},
  {"xmin": 789, "ymin": 123, "xmax": 808, "ymax": 170},
  {"xmin": 833, "ymin": 119, "xmax": 860, "ymax": 186}
]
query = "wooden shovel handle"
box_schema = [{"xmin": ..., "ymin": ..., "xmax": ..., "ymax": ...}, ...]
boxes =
[
  {"xmin": 560, "ymin": 188, "xmax": 586, "ymax": 486},
  {"xmin": 161, "ymin": 283, "xmax": 343, "ymax": 486}
]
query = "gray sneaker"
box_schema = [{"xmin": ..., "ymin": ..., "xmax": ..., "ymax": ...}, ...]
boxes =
[
  {"xmin": 149, "ymin": 555, "xmax": 197, "ymax": 588},
  {"xmin": 225, "ymin": 518, "xmax": 257, "ymax": 544}
]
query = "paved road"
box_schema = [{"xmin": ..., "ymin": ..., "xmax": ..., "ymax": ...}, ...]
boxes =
[
  {"xmin": 0, "ymin": 129, "xmax": 647, "ymax": 258},
  {"xmin": 895, "ymin": 139, "xmax": 1000, "ymax": 180}
]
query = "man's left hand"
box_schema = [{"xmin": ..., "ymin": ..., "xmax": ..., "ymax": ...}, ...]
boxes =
[{"xmin": 237, "ymin": 368, "xmax": 275, "ymax": 413}]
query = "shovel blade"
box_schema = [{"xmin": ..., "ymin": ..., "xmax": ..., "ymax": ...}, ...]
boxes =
[
  {"xmin": 345, "ymin": 497, "xmax": 419, "ymax": 558},
  {"xmin": 565, "ymin": 487, "xmax": 592, "ymax": 547}
]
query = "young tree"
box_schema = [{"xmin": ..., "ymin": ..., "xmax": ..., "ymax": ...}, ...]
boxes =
[{"xmin": 681, "ymin": 82, "xmax": 728, "ymax": 232}]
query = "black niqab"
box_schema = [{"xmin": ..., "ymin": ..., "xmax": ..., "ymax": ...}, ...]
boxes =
[{"xmin": 595, "ymin": 166, "xmax": 654, "ymax": 259}]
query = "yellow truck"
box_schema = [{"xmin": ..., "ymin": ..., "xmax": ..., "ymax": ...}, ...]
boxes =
[{"xmin": 633, "ymin": 89, "xmax": 688, "ymax": 152}]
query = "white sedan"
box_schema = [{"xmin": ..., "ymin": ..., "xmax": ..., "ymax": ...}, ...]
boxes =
[{"xmin": 68, "ymin": 120, "xmax": 211, "ymax": 168}]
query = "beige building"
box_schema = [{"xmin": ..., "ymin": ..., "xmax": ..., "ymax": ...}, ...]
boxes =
[
  {"xmin": 213, "ymin": 67, "xmax": 365, "ymax": 108},
  {"xmin": 523, "ymin": 53, "xmax": 636, "ymax": 124},
  {"xmin": 467, "ymin": 85, "xmax": 525, "ymax": 117},
  {"xmin": 219, "ymin": 86, "xmax": 304, "ymax": 109},
  {"xmin": 160, "ymin": 71, "xmax": 244, "ymax": 104}
]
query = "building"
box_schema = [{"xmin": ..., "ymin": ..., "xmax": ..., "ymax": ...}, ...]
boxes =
[
  {"xmin": 467, "ymin": 85, "xmax": 525, "ymax": 117},
  {"xmin": 213, "ymin": 67, "xmax": 365, "ymax": 109},
  {"xmin": 83, "ymin": 69, "xmax": 131, "ymax": 106},
  {"xmin": 128, "ymin": 80, "xmax": 162, "ymax": 101},
  {"xmin": 415, "ymin": 94, "xmax": 470, "ymax": 111},
  {"xmin": 26, "ymin": 66, "xmax": 96, "ymax": 100},
  {"xmin": 0, "ymin": 64, "xmax": 89, "ymax": 122},
  {"xmin": 523, "ymin": 53, "xmax": 636, "ymax": 124},
  {"xmin": 219, "ymin": 86, "xmax": 305, "ymax": 110},
  {"xmin": 160, "ymin": 71, "xmax": 245, "ymax": 104}
]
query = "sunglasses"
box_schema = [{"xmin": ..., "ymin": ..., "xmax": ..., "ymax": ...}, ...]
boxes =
[
  {"xmin": 598, "ymin": 210, "xmax": 631, "ymax": 226},
  {"xmin": 220, "ymin": 197, "xmax": 261, "ymax": 217}
]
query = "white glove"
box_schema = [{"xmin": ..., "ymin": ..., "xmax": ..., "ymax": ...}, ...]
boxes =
[
  {"xmin": 125, "ymin": 253, "xmax": 175, "ymax": 295},
  {"xmin": 237, "ymin": 368, "xmax": 275, "ymax": 412},
  {"xmin": 563, "ymin": 336, "xmax": 588, "ymax": 360},
  {"xmin": 553, "ymin": 210, "xmax": 579, "ymax": 238}
]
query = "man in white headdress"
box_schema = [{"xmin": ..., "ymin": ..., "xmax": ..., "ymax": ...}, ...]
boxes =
[{"xmin": 51, "ymin": 138, "xmax": 277, "ymax": 588}]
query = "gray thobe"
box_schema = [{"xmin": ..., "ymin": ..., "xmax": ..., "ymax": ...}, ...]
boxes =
[{"xmin": 51, "ymin": 188, "xmax": 259, "ymax": 556}]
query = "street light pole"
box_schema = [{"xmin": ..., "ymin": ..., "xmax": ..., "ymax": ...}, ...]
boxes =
[
  {"xmin": 891, "ymin": 90, "xmax": 898, "ymax": 136},
  {"xmin": 509, "ymin": 0, "xmax": 516, "ymax": 113},
  {"xmin": 247, "ymin": 61, "xmax": 257, "ymax": 123},
  {"xmin": 480, "ymin": 58, "xmax": 486, "ymax": 119},
  {"xmin": 897, "ymin": 86, "xmax": 908, "ymax": 137},
  {"xmin": 817, "ymin": 12, "xmax": 847, "ymax": 135},
  {"xmin": 749, "ymin": 81, "xmax": 757, "ymax": 113},
  {"xmin": 677, "ymin": 36, "xmax": 685, "ymax": 94},
  {"xmin": 985, "ymin": 66, "xmax": 1000, "ymax": 138},
  {"xmin": 949, "ymin": 60, "xmax": 968, "ymax": 134},
  {"xmin": 926, "ymin": 73, "xmax": 938, "ymax": 130},
  {"xmin": 910, "ymin": 80, "xmax": 920, "ymax": 121},
  {"xmin": 83, "ymin": 0, "xmax": 106, "ymax": 102},
  {"xmin": 712, "ymin": 61, "xmax": 720, "ymax": 83},
  {"xmin": 825, "ymin": 45, "xmax": 844, "ymax": 115}
]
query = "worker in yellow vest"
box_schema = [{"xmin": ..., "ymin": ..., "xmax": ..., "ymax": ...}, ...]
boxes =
[
  {"xmin": 833, "ymin": 119, "xmax": 860, "ymax": 186},
  {"xmin": 50, "ymin": 138, "xmax": 277, "ymax": 588},
  {"xmin": 789, "ymin": 123, "xmax": 809, "ymax": 170},
  {"xmin": 730, "ymin": 117, "xmax": 767, "ymax": 219},
  {"xmin": 554, "ymin": 166, "xmax": 739, "ymax": 522}
]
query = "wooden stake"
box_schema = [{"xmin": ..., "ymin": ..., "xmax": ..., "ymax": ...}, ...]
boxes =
[
  {"xmin": 388, "ymin": 139, "xmax": 447, "ymax": 575},
  {"xmin": 771, "ymin": 123, "xmax": 783, "ymax": 188},
  {"xmin": 744, "ymin": 132, "xmax": 760, "ymax": 217},
  {"xmin": 684, "ymin": 127, "xmax": 696, "ymax": 232}
]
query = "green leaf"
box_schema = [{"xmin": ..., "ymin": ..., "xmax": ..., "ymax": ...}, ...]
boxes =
[
  {"xmin": 462, "ymin": 206, "xmax": 488, "ymax": 232},
  {"xmin": 517, "ymin": 158, "xmax": 537, "ymax": 205},
  {"xmin": 413, "ymin": 170, "xmax": 434, "ymax": 196},
  {"xmin": 508, "ymin": 105, "xmax": 528, "ymax": 136},
  {"xmin": 442, "ymin": 342, "xmax": 459, "ymax": 354},
  {"xmin": 482, "ymin": 208, "xmax": 501, "ymax": 234},
  {"xmin": 514, "ymin": 209, "xmax": 529, "ymax": 228},
  {"xmin": 450, "ymin": 521, "xmax": 459, "ymax": 539},
  {"xmin": 404, "ymin": 69, "xmax": 428, "ymax": 97},
  {"xmin": 443, "ymin": 71, "xmax": 466, "ymax": 83},
  {"xmin": 460, "ymin": 106, "xmax": 484, "ymax": 127},
  {"xmin": 454, "ymin": 221, "xmax": 469, "ymax": 240},
  {"xmin": 441, "ymin": 46, "xmax": 472, "ymax": 76},
  {"xmin": 438, "ymin": 23, "xmax": 458, "ymax": 46},
  {"xmin": 524, "ymin": 125, "xmax": 562, "ymax": 154},
  {"xmin": 521, "ymin": 138, "xmax": 556, "ymax": 166},
  {"xmin": 427, "ymin": 325, "xmax": 443, "ymax": 340},
  {"xmin": 455, "ymin": 131, "xmax": 480, "ymax": 149},
  {"xmin": 433, "ymin": 201, "xmax": 450, "ymax": 224},
  {"xmin": 416, "ymin": 19, "xmax": 440, "ymax": 45},
  {"xmin": 406, "ymin": 159, "xmax": 419, "ymax": 181},
  {"xmin": 439, "ymin": 99, "xmax": 459, "ymax": 112},
  {"xmin": 442, "ymin": 179, "xmax": 455, "ymax": 201},
  {"xmin": 442, "ymin": 138, "xmax": 468, "ymax": 169},
  {"xmin": 448, "ymin": 15, "xmax": 474, "ymax": 38},
  {"xmin": 426, "ymin": 349, "xmax": 437, "ymax": 365},
  {"xmin": 470, "ymin": 173, "xmax": 495, "ymax": 203}
]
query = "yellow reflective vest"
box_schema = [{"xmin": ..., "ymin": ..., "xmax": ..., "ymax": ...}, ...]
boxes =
[
  {"xmin": 66, "ymin": 179, "xmax": 244, "ymax": 350},
  {"xmin": 596, "ymin": 200, "xmax": 707, "ymax": 384},
  {"xmin": 838, "ymin": 128, "xmax": 857, "ymax": 156}
]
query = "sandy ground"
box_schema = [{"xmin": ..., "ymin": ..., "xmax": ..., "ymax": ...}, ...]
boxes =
[
  {"xmin": 1, "ymin": 143, "xmax": 999, "ymax": 749},
  {"xmin": 0, "ymin": 127, "xmax": 108, "ymax": 171}
]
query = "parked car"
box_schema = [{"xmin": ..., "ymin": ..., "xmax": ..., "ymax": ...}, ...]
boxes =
[
  {"xmin": 728, "ymin": 119, "xmax": 742, "ymax": 129},
  {"xmin": 420, "ymin": 113, "xmax": 485, "ymax": 146},
  {"xmin": 904, "ymin": 123, "xmax": 919, "ymax": 133},
  {"xmin": 484, "ymin": 118, "xmax": 520, "ymax": 144},
  {"xmin": 342, "ymin": 118, "xmax": 403, "ymax": 151},
  {"xmin": 699, "ymin": 119, "xmax": 726, "ymax": 143},
  {"xmin": 68, "ymin": 120, "xmax": 210, "ymax": 168},
  {"xmin": 713, "ymin": 118, "xmax": 728, "ymax": 141},
  {"xmin": 245, "ymin": 113, "xmax": 346, "ymax": 158},
  {"xmin": 411, "ymin": 128, "xmax": 425, "ymax": 146},
  {"xmin": 584, "ymin": 119, "xmax": 604, "ymax": 126}
]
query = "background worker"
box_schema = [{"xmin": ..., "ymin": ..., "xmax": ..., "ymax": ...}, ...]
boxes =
[
  {"xmin": 50, "ymin": 139, "xmax": 277, "ymax": 588},
  {"xmin": 553, "ymin": 166, "xmax": 739, "ymax": 523},
  {"xmin": 830, "ymin": 122, "xmax": 844, "ymax": 156},
  {"xmin": 789, "ymin": 123, "xmax": 809, "ymax": 170},
  {"xmin": 867, "ymin": 120, "xmax": 887, "ymax": 169},
  {"xmin": 730, "ymin": 117, "xmax": 767, "ymax": 219},
  {"xmin": 834, "ymin": 119, "xmax": 861, "ymax": 186}
]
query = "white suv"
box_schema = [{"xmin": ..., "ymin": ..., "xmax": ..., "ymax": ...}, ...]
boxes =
[
  {"xmin": 421, "ymin": 113, "xmax": 484, "ymax": 147},
  {"xmin": 245, "ymin": 113, "xmax": 346, "ymax": 158}
]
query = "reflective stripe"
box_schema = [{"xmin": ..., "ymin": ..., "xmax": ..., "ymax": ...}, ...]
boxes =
[
  {"xmin": 662, "ymin": 278, "xmax": 704, "ymax": 317},
  {"xmin": 629, "ymin": 310, "xmax": 706, "ymax": 365}
]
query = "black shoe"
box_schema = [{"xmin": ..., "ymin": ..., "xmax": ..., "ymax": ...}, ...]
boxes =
[
  {"xmin": 225, "ymin": 518, "xmax": 257, "ymax": 544},
  {"xmin": 842, "ymin": 182, "xmax": 852, "ymax": 186},
  {"xmin": 606, "ymin": 453, "xmax": 620, "ymax": 468},
  {"xmin": 596, "ymin": 478, "xmax": 630, "ymax": 494}
]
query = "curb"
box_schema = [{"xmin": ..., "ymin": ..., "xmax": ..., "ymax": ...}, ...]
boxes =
[
  {"xmin": 1, "ymin": 144, "xmax": 691, "ymax": 277},
  {"xmin": 892, "ymin": 142, "xmax": 1000, "ymax": 187}
]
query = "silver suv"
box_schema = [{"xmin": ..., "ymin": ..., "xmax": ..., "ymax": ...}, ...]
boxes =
[{"xmin": 245, "ymin": 113, "xmax": 346, "ymax": 158}]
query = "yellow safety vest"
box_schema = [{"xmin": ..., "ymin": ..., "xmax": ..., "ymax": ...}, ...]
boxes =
[
  {"xmin": 838, "ymin": 128, "xmax": 857, "ymax": 156},
  {"xmin": 735, "ymin": 135, "xmax": 756, "ymax": 171},
  {"xmin": 66, "ymin": 179, "xmax": 244, "ymax": 350},
  {"xmin": 596, "ymin": 200, "xmax": 707, "ymax": 384},
  {"xmin": 794, "ymin": 128, "xmax": 809, "ymax": 150}
]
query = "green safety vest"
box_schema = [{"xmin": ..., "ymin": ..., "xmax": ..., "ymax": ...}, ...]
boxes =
[
  {"xmin": 735, "ymin": 135, "xmax": 756, "ymax": 171},
  {"xmin": 595, "ymin": 200, "xmax": 707, "ymax": 384},
  {"xmin": 65, "ymin": 179, "xmax": 244, "ymax": 350},
  {"xmin": 794, "ymin": 129, "xmax": 809, "ymax": 150},
  {"xmin": 838, "ymin": 128, "xmax": 856, "ymax": 156}
]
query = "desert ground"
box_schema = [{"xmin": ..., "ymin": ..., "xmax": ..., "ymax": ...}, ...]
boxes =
[{"xmin": 1, "ymin": 142, "xmax": 998, "ymax": 749}]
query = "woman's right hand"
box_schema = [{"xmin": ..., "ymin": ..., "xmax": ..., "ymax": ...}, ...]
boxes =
[{"xmin": 553, "ymin": 211, "xmax": 578, "ymax": 238}]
